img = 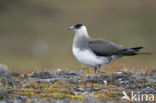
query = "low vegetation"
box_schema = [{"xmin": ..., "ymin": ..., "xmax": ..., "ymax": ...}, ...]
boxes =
[{"xmin": 0, "ymin": 67, "xmax": 156, "ymax": 103}]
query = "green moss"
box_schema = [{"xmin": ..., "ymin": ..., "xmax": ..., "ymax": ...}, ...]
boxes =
[{"xmin": 1, "ymin": 69, "xmax": 155, "ymax": 102}]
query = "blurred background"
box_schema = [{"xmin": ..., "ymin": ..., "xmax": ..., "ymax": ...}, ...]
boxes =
[{"xmin": 0, "ymin": 0, "xmax": 156, "ymax": 70}]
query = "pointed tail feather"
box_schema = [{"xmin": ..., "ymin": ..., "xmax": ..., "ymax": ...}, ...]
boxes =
[
  {"xmin": 130, "ymin": 47, "xmax": 143, "ymax": 52},
  {"xmin": 130, "ymin": 47, "xmax": 151, "ymax": 55},
  {"xmin": 135, "ymin": 52, "xmax": 151, "ymax": 55},
  {"xmin": 118, "ymin": 46, "xmax": 151, "ymax": 56}
]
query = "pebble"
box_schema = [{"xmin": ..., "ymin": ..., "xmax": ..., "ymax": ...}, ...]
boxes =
[
  {"xmin": 115, "ymin": 72, "xmax": 122, "ymax": 75},
  {"xmin": 103, "ymin": 80, "xmax": 107, "ymax": 86},
  {"xmin": 75, "ymin": 88, "xmax": 85, "ymax": 92},
  {"xmin": 140, "ymin": 87, "xmax": 156, "ymax": 94},
  {"xmin": 0, "ymin": 64, "xmax": 8, "ymax": 72},
  {"xmin": 0, "ymin": 69, "xmax": 156, "ymax": 103},
  {"xmin": 85, "ymin": 95, "xmax": 101, "ymax": 103}
]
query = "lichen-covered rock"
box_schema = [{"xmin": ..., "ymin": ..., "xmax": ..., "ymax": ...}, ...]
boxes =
[{"xmin": 0, "ymin": 69, "xmax": 156, "ymax": 103}]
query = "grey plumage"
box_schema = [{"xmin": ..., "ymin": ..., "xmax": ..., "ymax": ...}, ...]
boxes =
[
  {"xmin": 74, "ymin": 36, "xmax": 146, "ymax": 59},
  {"xmin": 69, "ymin": 23, "xmax": 150, "ymax": 74},
  {"xmin": 88, "ymin": 38, "xmax": 124, "ymax": 56},
  {"xmin": 73, "ymin": 35, "xmax": 89, "ymax": 50}
]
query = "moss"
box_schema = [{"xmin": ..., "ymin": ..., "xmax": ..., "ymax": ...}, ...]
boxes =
[{"xmin": 1, "ymin": 69, "xmax": 156, "ymax": 102}]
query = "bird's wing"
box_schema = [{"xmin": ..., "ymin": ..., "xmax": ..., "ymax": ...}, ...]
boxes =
[{"xmin": 88, "ymin": 38, "xmax": 125, "ymax": 56}]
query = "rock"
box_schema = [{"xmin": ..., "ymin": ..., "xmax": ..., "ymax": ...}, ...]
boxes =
[
  {"xmin": 12, "ymin": 100, "xmax": 23, "ymax": 103},
  {"xmin": 56, "ymin": 68, "xmax": 61, "ymax": 72},
  {"xmin": 0, "ymin": 69, "xmax": 156, "ymax": 103},
  {"xmin": 115, "ymin": 72, "xmax": 122, "ymax": 75},
  {"xmin": 85, "ymin": 95, "xmax": 101, "ymax": 103},
  {"xmin": 0, "ymin": 87, "xmax": 12, "ymax": 103},
  {"xmin": 10, "ymin": 72, "xmax": 19, "ymax": 77},
  {"xmin": 0, "ymin": 64, "xmax": 8, "ymax": 72},
  {"xmin": 93, "ymin": 88, "xmax": 101, "ymax": 91},
  {"xmin": 65, "ymin": 70, "xmax": 70, "ymax": 74},
  {"xmin": 0, "ymin": 64, "xmax": 9, "ymax": 78},
  {"xmin": 32, "ymin": 71, "xmax": 53, "ymax": 79},
  {"xmin": 0, "ymin": 100, "xmax": 6, "ymax": 103},
  {"xmin": 0, "ymin": 71, "xmax": 9, "ymax": 78},
  {"xmin": 133, "ymin": 75, "xmax": 146, "ymax": 82},
  {"xmin": 139, "ymin": 87, "xmax": 156, "ymax": 94},
  {"xmin": 73, "ymin": 70, "xmax": 83, "ymax": 75},
  {"xmin": 75, "ymin": 88, "xmax": 85, "ymax": 92},
  {"xmin": 146, "ymin": 74, "xmax": 156, "ymax": 83},
  {"xmin": 60, "ymin": 98, "xmax": 71, "ymax": 103},
  {"xmin": 31, "ymin": 100, "xmax": 50, "ymax": 103},
  {"xmin": 103, "ymin": 80, "xmax": 107, "ymax": 86},
  {"xmin": 127, "ymin": 71, "xmax": 135, "ymax": 75}
]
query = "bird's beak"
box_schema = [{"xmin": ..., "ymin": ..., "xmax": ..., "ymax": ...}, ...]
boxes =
[{"xmin": 67, "ymin": 26, "xmax": 74, "ymax": 30}]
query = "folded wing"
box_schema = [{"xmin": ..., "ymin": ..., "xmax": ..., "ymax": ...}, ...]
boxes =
[{"xmin": 88, "ymin": 39, "xmax": 124, "ymax": 56}]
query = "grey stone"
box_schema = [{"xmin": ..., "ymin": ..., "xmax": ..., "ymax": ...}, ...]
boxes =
[
  {"xmin": 0, "ymin": 64, "xmax": 8, "ymax": 72},
  {"xmin": 75, "ymin": 88, "xmax": 85, "ymax": 92},
  {"xmin": 85, "ymin": 95, "xmax": 101, "ymax": 103}
]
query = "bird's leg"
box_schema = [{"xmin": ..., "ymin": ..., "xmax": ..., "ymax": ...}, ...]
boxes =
[
  {"xmin": 94, "ymin": 67, "xmax": 97, "ymax": 74},
  {"xmin": 97, "ymin": 65, "xmax": 101, "ymax": 74}
]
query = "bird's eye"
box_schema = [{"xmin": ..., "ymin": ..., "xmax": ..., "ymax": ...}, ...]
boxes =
[
  {"xmin": 74, "ymin": 24, "xmax": 83, "ymax": 29},
  {"xmin": 76, "ymin": 24, "xmax": 80, "ymax": 28},
  {"xmin": 77, "ymin": 25, "xmax": 80, "ymax": 27}
]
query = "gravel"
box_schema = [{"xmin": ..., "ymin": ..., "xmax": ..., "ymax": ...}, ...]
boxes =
[{"xmin": 0, "ymin": 68, "xmax": 156, "ymax": 103}]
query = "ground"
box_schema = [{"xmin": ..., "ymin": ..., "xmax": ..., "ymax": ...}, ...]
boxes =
[{"xmin": 0, "ymin": 67, "xmax": 156, "ymax": 103}]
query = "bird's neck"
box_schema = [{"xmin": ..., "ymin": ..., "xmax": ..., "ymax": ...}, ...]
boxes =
[
  {"xmin": 73, "ymin": 29, "xmax": 89, "ymax": 47},
  {"xmin": 75, "ymin": 27, "xmax": 89, "ymax": 39}
]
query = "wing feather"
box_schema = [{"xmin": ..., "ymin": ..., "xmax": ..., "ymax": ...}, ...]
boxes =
[{"xmin": 88, "ymin": 39, "xmax": 124, "ymax": 56}]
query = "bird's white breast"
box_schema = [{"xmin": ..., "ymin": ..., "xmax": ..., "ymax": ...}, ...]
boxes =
[{"xmin": 72, "ymin": 47, "xmax": 109, "ymax": 67}]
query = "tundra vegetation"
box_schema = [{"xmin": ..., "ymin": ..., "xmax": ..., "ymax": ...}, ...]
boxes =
[{"xmin": 0, "ymin": 66, "xmax": 156, "ymax": 103}]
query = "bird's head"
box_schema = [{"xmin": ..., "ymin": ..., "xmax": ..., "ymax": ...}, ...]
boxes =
[{"xmin": 68, "ymin": 23, "xmax": 87, "ymax": 33}]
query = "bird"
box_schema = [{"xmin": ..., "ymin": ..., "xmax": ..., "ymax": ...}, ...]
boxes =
[{"xmin": 68, "ymin": 23, "xmax": 150, "ymax": 74}]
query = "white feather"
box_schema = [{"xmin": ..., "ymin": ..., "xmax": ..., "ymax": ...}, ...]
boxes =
[{"xmin": 72, "ymin": 47, "xmax": 109, "ymax": 67}]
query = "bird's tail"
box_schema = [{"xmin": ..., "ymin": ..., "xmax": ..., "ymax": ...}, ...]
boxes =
[{"xmin": 117, "ymin": 46, "xmax": 151, "ymax": 56}]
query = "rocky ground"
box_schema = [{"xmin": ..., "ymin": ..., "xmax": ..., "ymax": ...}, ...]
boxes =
[{"xmin": 0, "ymin": 68, "xmax": 156, "ymax": 103}]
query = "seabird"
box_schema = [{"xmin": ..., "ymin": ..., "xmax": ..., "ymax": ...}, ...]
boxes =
[{"xmin": 68, "ymin": 23, "xmax": 150, "ymax": 74}]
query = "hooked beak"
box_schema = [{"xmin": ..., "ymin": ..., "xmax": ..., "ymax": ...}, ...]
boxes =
[{"xmin": 67, "ymin": 26, "xmax": 74, "ymax": 30}]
